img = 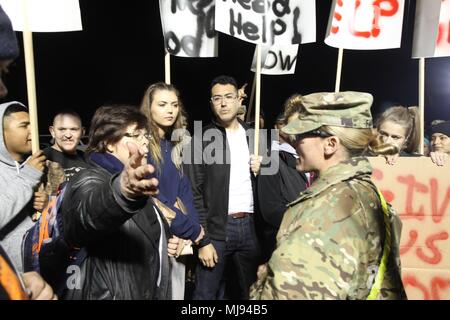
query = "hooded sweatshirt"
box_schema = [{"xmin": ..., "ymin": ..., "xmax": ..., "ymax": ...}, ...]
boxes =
[{"xmin": 0, "ymin": 101, "xmax": 43, "ymax": 272}]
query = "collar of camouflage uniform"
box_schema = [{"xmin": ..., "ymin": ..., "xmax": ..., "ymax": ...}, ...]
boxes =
[{"xmin": 288, "ymin": 157, "xmax": 373, "ymax": 206}]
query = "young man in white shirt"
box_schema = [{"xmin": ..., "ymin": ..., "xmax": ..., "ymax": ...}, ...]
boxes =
[{"xmin": 185, "ymin": 75, "xmax": 261, "ymax": 299}]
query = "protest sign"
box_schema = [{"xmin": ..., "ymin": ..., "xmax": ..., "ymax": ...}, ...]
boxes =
[
  {"xmin": 159, "ymin": 0, "xmax": 218, "ymax": 57},
  {"xmin": 325, "ymin": 0, "xmax": 405, "ymax": 50}
]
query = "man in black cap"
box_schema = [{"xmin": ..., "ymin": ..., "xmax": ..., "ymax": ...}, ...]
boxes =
[{"xmin": 430, "ymin": 120, "xmax": 450, "ymax": 166}]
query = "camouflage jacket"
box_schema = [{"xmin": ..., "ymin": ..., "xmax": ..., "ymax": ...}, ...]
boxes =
[{"xmin": 250, "ymin": 157, "xmax": 406, "ymax": 300}]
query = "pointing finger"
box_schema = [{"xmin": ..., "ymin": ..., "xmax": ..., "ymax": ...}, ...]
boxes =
[
  {"xmin": 133, "ymin": 164, "xmax": 155, "ymax": 180},
  {"xmin": 127, "ymin": 141, "xmax": 144, "ymax": 168}
]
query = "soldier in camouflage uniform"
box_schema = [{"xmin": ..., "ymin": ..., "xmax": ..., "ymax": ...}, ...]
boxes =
[{"xmin": 250, "ymin": 92, "xmax": 406, "ymax": 300}]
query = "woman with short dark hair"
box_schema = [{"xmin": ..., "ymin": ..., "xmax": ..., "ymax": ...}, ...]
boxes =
[{"xmin": 61, "ymin": 105, "xmax": 170, "ymax": 300}]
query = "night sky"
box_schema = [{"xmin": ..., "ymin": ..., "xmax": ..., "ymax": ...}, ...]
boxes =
[{"xmin": 3, "ymin": 0, "xmax": 450, "ymax": 137}]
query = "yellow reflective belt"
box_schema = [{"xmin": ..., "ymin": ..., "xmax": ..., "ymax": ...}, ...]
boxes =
[{"xmin": 367, "ymin": 189, "xmax": 391, "ymax": 300}]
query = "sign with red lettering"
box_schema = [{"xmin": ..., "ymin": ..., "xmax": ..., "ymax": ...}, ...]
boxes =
[
  {"xmin": 250, "ymin": 44, "xmax": 299, "ymax": 74},
  {"xmin": 215, "ymin": 0, "xmax": 316, "ymax": 46},
  {"xmin": 0, "ymin": 0, "xmax": 82, "ymax": 32},
  {"xmin": 369, "ymin": 157, "xmax": 450, "ymax": 300},
  {"xmin": 412, "ymin": 0, "xmax": 450, "ymax": 58},
  {"xmin": 159, "ymin": 0, "xmax": 218, "ymax": 57},
  {"xmin": 325, "ymin": 0, "xmax": 405, "ymax": 50}
]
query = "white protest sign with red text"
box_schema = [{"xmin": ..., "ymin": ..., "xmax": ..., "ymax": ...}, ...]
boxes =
[
  {"xmin": 412, "ymin": 0, "xmax": 450, "ymax": 58},
  {"xmin": 369, "ymin": 157, "xmax": 450, "ymax": 300},
  {"xmin": 436, "ymin": 0, "xmax": 450, "ymax": 57},
  {"xmin": 325, "ymin": 0, "xmax": 405, "ymax": 50}
]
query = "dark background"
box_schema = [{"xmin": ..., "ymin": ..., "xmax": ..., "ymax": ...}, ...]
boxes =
[{"xmin": 3, "ymin": 0, "xmax": 450, "ymax": 136}]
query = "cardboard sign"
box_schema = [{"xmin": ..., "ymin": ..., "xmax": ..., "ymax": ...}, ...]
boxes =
[
  {"xmin": 159, "ymin": 0, "xmax": 218, "ymax": 57},
  {"xmin": 369, "ymin": 157, "xmax": 450, "ymax": 300},
  {"xmin": 325, "ymin": 0, "xmax": 405, "ymax": 50},
  {"xmin": 250, "ymin": 44, "xmax": 299, "ymax": 75},
  {"xmin": 412, "ymin": 0, "xmax": 450, "ymax": 58},
  {"xmin": 0, "ymin": 0, "xmax": 82, "ymax": 32},
  {"xmin": 215, "ymin": 0, "xmax": 316, "ymax": 46}
]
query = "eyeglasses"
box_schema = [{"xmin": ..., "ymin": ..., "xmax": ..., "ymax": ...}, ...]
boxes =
[
  {"xmin": 211, "ymin": 93, "xmax": 238, "ymax": 105},
  {"xmin": 124, "ymin": 131, "xmax": 151, "ymax": 143},
  {"xmin": 295, "ymin": 130, "xmax": 332, "ymax": 141}
]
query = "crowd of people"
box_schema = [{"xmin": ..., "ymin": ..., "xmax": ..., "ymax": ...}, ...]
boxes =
[{"xmin": 1, "ymin": 5, "xmax": 450, "ymax": 300}]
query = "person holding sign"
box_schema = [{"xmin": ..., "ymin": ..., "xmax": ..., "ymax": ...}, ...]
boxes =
[
  {"xmin": 184, "ymin": 75, "xmax": 262, "ymax": 300},
  {"xmin": 0, "ymin": 4, "xmax": 54, "ymax": 300},
  {"xmin": 0, "ymin": 102, "xmax": 48, "ymax": 271},
  {"xmin": 251, "ymin": 92, "xmax": 406, "ymax": 300}
]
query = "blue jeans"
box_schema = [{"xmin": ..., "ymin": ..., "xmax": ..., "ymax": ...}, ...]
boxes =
[{"xmin": 193, "ymin": 215, "xmax": 260, "ymax": 300}]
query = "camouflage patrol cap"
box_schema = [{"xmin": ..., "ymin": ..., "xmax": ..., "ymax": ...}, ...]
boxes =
[{"xmin": 282, "ymin": 91, "xmax": 374, "ymax": 135}]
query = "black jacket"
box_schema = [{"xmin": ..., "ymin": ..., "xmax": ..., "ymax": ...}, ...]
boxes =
[
  {"xmin": 61, "ymin": 163, "xmax": 170, "ymax": 300},
  {"xmin": 257, "ymin": 149, "xmax": 308, "ymax": 262},
  {"xmin": 184, "ymin": 120, "xmax": 258, "ymax": 243}
]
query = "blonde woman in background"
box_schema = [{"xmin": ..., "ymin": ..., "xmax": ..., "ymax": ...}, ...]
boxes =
[{"xmin": 374, "ymin": 106, "xmax": 421, "ymax": 165}]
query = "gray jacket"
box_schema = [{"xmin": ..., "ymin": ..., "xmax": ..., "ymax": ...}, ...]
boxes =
[{"xmin": 0, "ymin": 101, "xmax": 43, "ymax": 272}]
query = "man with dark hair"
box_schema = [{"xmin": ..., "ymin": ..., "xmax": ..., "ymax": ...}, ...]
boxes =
[
  {"xmin": 0, "ymin": 5, "xmax": 55, "ymax": 300},
  {"xmin": 185, "ymin": 75, "xmax": 262, "ymax": 299},
  {"xmin": 0, "ymin": 102, "xmax": 46, "ymax": 272},
  {"xmin": 43, "ymin": 109, "xmax": 87, "ymax": 181},
  {"xmin": 430, "ymin": 120, "xmax": 450, "ymax": 166}
]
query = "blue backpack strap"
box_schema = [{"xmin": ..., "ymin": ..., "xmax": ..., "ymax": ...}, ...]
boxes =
[
  {"xmin": 22, "ymin": 225, "xmax": 40, "ymax": 273},
  {"xmin": 45, "ymin": 183, "xmax": 88, "ymax": 296}
]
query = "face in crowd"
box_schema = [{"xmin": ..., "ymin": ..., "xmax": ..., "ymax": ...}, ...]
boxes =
[
  {"xmin": 150, "ymin": 89, "xmax": 179, "ymax": 135},
  {"xmin": 291, "ymin": 131, "xmax": 329, "ymax": 173},
  {"xmin": 282, "ymin": 111, "xmax": 325, "ymax": 173},
  {"xmin": 431, "ymin": 132, "xmax": 450, "ymax": 154},
  {"xmin": 107, "ymin": 123, "xmax": 150, "ymax": 165},
  {"xmin": 49, "ymin": 114, "xmax": 84, "ymax": 155},
  {"xmin": 210, "ymin": 83, "xmax": 239, "ymax": 125},
  {"xmin": 377, "ymin": 120, "xmax": 407, "ymax": 152},
  {"xmin": 3, "ymin": 109, "xmax": 32, "ymax": 161}
]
